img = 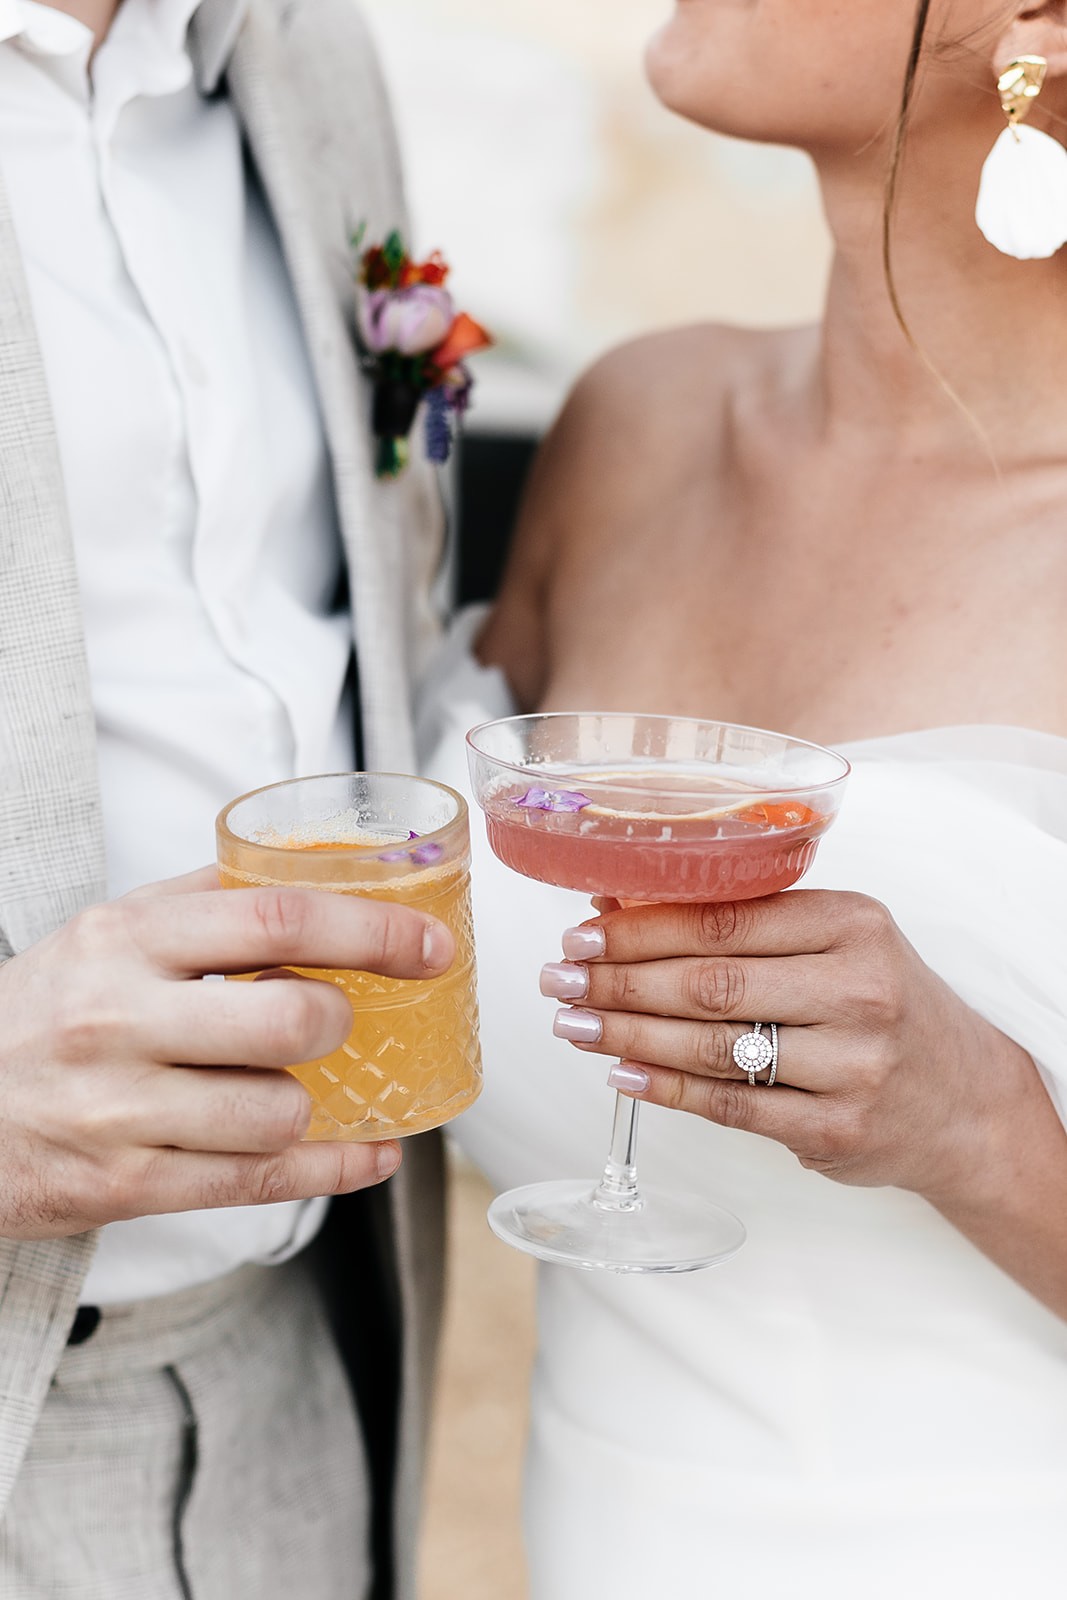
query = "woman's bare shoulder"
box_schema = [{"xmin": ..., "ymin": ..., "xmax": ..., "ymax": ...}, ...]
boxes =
[
  {"xmin": 567, "ymin": 320, "xmax": 786, "ymax": 447},
  {"xmin": 523, "ymin": 321, "xmax": 802, "ymax": 518},
  {"xmin": 476, "ymin": 322, "xmax": 807, "ymax": 706},
  {"xmin": 581, "ymin": 320, "xmax": 799, "ymax": 394}
]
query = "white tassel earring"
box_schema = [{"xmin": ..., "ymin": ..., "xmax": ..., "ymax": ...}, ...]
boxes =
[{"xmin": 975, "ymin": 56, "xmax": 1067, "ymax": 259}]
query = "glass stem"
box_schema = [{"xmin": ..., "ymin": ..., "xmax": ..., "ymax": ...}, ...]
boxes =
[{"xmin": 593, "ymin": 1086, "xmax": 643, "ymax": 1212}]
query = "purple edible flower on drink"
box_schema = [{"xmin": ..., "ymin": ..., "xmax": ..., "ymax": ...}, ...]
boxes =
[
  {"xmin": 377, "ymin": 832, "xmax": 445, "ymax": 866},
  {"xmin": 511, "ymin": 787, "xmax": 592, "ymax": 813},
  {"xmin": 378, "ymin": 831, "xmax": 421, "ymax": 863}
]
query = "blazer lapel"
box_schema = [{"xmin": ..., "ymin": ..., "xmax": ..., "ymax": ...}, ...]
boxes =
[
  {"xmin": 0, "ymin": 169, "xmax": 105, "ymax": 954},
  {"xmin": 223, "ymin": 21, "xmax": 449, "ymax": 1600},
  {"xmin": 225, "ymin": 1, "xmax": 445, "ymax": 775}
]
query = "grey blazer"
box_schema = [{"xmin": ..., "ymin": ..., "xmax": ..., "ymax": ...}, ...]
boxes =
[{"xmin": 0, "ymin": 1, "xmax": 446, "ymax": 1594}]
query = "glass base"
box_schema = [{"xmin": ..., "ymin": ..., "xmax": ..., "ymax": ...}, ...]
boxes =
[
  {"xmin": 487, "ymin": 1178, "xmax": 746, "ymax": 1274},
  {"xmin": 302, "ymin": 1076, "xmax": 482, "ymax": 1142}
]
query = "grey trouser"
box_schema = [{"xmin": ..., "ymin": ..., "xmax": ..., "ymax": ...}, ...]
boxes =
[{"xmin": 0, "ymin": 1251, "xmax": 370, "ymax": 1600}]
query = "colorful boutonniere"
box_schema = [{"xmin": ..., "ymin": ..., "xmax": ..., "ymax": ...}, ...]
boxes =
[{"xmin": 353, "ymin": 227, "xmax": 492, "ymax": 479}]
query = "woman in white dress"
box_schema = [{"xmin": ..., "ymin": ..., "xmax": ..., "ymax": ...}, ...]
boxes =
[{"xmin": 422, "ymin": 1, "xmax": 1067, "ymax": 1593}]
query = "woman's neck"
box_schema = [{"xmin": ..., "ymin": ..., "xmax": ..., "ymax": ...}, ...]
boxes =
[{"xmin": 810, "ymin": 127, "xmax": 1067, "ymax": 464}]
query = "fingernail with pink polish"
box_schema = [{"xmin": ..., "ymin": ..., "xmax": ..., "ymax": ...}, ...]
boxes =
[
  {"xmin": 607, "ymin": 1062, "xmax": 650, "ymax": 1094},
  {"xmin": 561, "ymin": 925, "xmax": 605, "ymax": 961},
  {"xmin": 553, "ymin": 1007, "xmax": 603, "ymax": 1043},
  {"xmin": 540, "ymin": 961, "xmax": 589, "ymax": 1001}
]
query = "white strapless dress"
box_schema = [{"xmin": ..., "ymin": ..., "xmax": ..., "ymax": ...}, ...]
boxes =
[{"xmin": 419, "ymin": 613, "xmax": 1067, "ymax": 1599}]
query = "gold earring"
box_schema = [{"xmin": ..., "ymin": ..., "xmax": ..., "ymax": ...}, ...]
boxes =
[
  {"xmin": 977, "ymin": 53, "xmax": 1067, "ymax": 259},
  {"xmin": 997, "ymin": 55, "xmax": 1048, "ymax": 131}
]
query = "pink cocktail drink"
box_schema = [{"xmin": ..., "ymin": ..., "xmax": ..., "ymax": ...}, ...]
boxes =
[{"xmin": 483, "ymin": 777, "xmax": 829, "ymax": 902}]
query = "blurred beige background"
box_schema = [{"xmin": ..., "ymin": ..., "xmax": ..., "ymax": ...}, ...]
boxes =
[
  {"xmin": 356, "ymin": 5, "xmax": 833, "ymax": 1597},
  {"xmin": 363, "ymin": 0, "xmax": 832, "ymax": 432}
]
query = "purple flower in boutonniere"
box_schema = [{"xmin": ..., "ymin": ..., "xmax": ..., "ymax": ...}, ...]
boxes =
[
  {"xmin": 358, "ymin": 285, "xmax": 455, "ymax": 358},
  {"xmin": 352, "ymin": 226, "xmax": 492, "ymax": 479}
]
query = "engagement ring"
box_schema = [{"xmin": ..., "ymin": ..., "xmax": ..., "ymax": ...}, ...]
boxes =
[{"xmin": 732, "ymin": 1022, "xmax": 779, "ymax": 1086}]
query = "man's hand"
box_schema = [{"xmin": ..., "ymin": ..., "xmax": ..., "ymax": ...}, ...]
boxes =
[{"xmin": 0, "ymin": 867, "xmax": 455, "ymax": 1238}]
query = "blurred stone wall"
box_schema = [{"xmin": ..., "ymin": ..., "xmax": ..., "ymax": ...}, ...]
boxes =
[{"xmin": 362, "ymin": 0, "xmax": 832, "ymax": 431}]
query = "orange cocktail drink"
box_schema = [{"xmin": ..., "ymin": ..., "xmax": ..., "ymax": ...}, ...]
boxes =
[{"xmin": 217, "ymin": 773, "xmax": 481, "ymax": 1142}]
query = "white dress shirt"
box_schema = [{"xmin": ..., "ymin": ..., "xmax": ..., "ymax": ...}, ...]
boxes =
[{"xmin": 0, "ymin": 0, "xmax": 350, "ymax": 1302}]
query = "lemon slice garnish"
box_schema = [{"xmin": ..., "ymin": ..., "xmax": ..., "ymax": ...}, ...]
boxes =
[{"xmin": 564, "ymin": 770, "xmax": 743, "ymax": 824}]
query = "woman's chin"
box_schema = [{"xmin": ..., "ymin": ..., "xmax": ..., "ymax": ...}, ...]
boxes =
[
  {"xmin": 644, "ymin": 27, "xmax": 789, "ymax": 145},
  {"xmin": 644, "ymin": 17, "xmax": 701, "ymax": 112}
]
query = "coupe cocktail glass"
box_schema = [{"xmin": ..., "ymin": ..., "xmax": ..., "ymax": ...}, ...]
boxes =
[{"xmin": 466, "ymin": 713, "xmax": 849, "ymax": 1273}]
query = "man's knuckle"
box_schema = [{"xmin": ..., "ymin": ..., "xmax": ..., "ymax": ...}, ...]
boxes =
[
  {"xmin": 371, "ymin": 905, "xmax": 421, "ymax": 974},
  {"xmin": 67, "ymin": 1081, "xmax": 123, "ymax": 1145},
  {"xmin": 209, "ymin": 1073, "xmax": 310, "ymax": 1148},
  {"xmin": 49, "ymin": 995, "xmax": 86, "ymax": 1060},
  {"xmin": 251, "ymin": 888, "xmax": 310, "ymax": 951},
  {"xmin": 94, "ymin": 1155, "xmax": 148, "ymax": 1221},
  {"xmin": 375, "ymin": 905, "xmax": 404, "ymax": 963},
  {"xmin": 247, "ymin": 1153, "xmax": 299, "ymax": 1206},
  {"xmin": 264, "ymin": 989, "xmax": 319, "ymax": 1064},
  {"xmin": 52, "ymin": 989, "xmax": 123, "ymax": 1064},
  {"xmin": 66, "ymin": 902, "xmax": 124, "ymax": 962},
  {"xmin": 326, "ymin": 1148, "xmax": 370, "ymax": 1195},
  {"xmin": 275, "ymin": 1081, "xmax": 313, "ymax": 1144}
]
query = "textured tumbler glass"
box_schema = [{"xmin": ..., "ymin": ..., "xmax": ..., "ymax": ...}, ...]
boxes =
[{"xmin": 217, "ymin": 772, "xmax": 481, "ymax": 1141}]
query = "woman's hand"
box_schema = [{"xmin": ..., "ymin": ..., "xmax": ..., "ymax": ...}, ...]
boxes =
[{"xmin": 542, "ymin": 891, "xmax": 1041, "ymax": 1207}]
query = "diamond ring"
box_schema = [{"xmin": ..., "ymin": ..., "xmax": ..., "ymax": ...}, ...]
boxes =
[{"xmin": 732, "ymin": 1022, "xmax": 779, "ymax": 1086}]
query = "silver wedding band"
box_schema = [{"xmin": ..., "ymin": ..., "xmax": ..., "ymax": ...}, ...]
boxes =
[{"xmin": 732, "ymin": 1021, "xmax": 779, "ymax": 1086}]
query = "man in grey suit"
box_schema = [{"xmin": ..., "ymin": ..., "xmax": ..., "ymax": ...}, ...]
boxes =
[{"xmin": 0, "ymin": 0, "xmax": 451, "ymax": 1594}]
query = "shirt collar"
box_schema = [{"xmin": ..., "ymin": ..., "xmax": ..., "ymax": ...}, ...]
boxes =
[
  {"xmin": 0, "ymin": 0, "xmax": 247, "ymax": 86},
  {"xmin": 0, "ymin": 0, "xmax": 91, "ymax": 56}
]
